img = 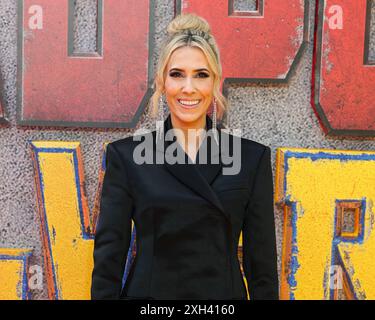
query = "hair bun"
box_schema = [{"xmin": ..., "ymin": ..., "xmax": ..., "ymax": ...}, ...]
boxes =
[{"xmin": 167, "ymin": 13, "xmax": 211, "ymax": 38}]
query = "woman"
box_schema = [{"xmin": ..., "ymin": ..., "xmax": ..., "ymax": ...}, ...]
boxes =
[{"xmin": 91, "ymin": 13, "xmax": 278, "ymax": 300}]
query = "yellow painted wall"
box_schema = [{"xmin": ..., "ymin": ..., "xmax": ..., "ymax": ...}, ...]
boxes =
[
  {"xmin": 29, "ymin": 141, "xmax": 99, "ymax": 299},
  {"xmin": 0, "ymin": 249, "xmax": 32, "ymax": 300},
  {"xmin": 276, "ymin": 148, "xmax": 375, "ymax": 300}
]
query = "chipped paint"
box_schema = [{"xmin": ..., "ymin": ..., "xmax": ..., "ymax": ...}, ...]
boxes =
[
  {"xmin": 0, "ymin": 249, "xmax": 33, "ymax": 300},
  {"xmin": 179, "ymin": 0, "xmax": 308, "ymax": 81},
  {"xmin": 312, "ymin": 0, "xmax": 375, "ymax": 135},
  {"xmin": 29, "ymin": 141, "xmax": 100, "ymax": 299},
  {"xmin": 18, "ymin": 0, "xmax": 153, "ymax": 128},
  {"xmin": 276, "ymin": 147, "xmax": 375, "ymax": 299}
]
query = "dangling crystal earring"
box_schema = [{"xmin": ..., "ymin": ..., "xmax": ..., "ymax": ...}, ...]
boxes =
[
  {"xmin": 156, "ymin": 94, "xmax": 165, "ymax": 141},
  {"xmin": 158, "ymin": 94, "xmax": 165, "ymax": 122},
  {"xmin": 212, "ymin": 98, "xmax": 217, "ymax": 130},
  {"xmin": 212, "ymin": 98, "xmax": 218, "ymax": 144}
]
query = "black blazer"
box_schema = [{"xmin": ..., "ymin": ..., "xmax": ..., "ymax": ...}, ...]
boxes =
[{"xmin": 91, "ymin": 114, "xmax": 279, "ymax": 300}]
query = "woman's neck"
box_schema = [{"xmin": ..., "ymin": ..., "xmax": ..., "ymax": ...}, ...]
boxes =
[
  {"xmin": 170, "ymin": 114, "xmax": 206, "ymax": 135},
  {"xmin": 170, "ymin": 114, "xmax": 207, "ymax": 161}
]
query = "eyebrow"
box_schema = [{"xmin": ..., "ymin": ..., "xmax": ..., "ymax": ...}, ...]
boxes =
[{"xmin": 169, "ymin": 68, "xmax": 210, "ymax": 72}]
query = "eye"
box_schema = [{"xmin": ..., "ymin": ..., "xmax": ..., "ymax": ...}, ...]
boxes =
[
  {"xmin": 169, "ymin": 71, "xmax": 210, "ymax": 78},
  {"xmin": 169, "ymin": 71, "xmax": 182, "ymax": 78},
  {"xmin": 197, "ymin": 72, "xmax": 209, "ymax": 78}
]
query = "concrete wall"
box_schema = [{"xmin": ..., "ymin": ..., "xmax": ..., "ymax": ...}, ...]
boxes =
[{"xmin": 0, "ymin": 0, "xmax": 374, "ymax": 299}]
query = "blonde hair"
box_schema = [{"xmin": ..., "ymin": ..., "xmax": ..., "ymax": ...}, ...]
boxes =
[{"xmin": 148, "ymin": 13, "xmax": 229, "ymax": 121}]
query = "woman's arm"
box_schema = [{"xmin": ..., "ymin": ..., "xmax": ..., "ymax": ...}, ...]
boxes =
[
  {"xmin": 91, "ymin": 142, "xmax": 134, "ymax": 299},
  {"xmin": 242, "ymin": 146, "xmax": 279, "ymax": 300}
]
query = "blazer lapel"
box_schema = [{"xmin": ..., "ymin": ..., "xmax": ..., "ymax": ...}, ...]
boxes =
[{"xmin": 154, "ymin": 114, "xmax": 229, "ymax": 221}]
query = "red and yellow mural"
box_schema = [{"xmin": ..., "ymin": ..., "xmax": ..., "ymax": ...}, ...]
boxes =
[
  {"xmin": 0, "ymin": 249, "xmax": 32, "ymax": 300},
  {"xmin": 0, "ymin": 0, "xmax": 374, "ymax": 299},
  {"xmin": 276, "ymin": 148, "xmax": 375, "ymax": 299}
]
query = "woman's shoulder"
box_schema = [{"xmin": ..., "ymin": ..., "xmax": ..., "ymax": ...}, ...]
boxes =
[
  {"xmin": 109, "ymin": 130, "xmax": 154, "ymax": 147},
  {"xmin": 109, "ymin": 135, "xmax": 136, "ymax": 147},
  {"xmin": 106, "ymin": 130, "xmax": 156, "ymax": 159},
  {"xmin": 221, "ymin": 129, "xmax": 270, "ymax": 155}
]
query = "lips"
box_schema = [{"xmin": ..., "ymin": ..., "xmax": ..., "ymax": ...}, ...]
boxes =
[{"xmin": 177, "ymin": 99, "xmax": 201, "ymax": 109}]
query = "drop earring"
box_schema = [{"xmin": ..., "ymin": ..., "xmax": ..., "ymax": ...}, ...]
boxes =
[
  {"xmin": 212, "ymin": 98, "xmax": 218, "ymax": 144},
  {"xmin": 158, "ymin": 94, "xmax": 165, "ymax": 122},
  {"xmin": 156, "ymin": 94, "xmax": 165, "ymax": 141}
]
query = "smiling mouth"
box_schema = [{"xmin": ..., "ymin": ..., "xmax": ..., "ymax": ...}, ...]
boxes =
[{"xmin": 177, "ymin": 99, "xmax": 201, "ymax": 108}]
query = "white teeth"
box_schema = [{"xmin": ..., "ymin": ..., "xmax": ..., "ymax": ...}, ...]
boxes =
[{"xmin": 179, "ymin": 99, "xmax": 200, "ymax": 106}]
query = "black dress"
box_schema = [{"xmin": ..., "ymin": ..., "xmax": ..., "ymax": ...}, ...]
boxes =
[{"xmin": 91, "ymin": 114, "xmax": 279, "ymax": 300}]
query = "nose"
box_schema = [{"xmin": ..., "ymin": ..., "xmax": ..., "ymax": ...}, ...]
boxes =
[{"xmin": 181, "ymin": 76, "xmax": 196, "ymax": 94}]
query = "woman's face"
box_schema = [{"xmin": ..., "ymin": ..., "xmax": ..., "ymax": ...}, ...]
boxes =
[{"xmin": 164, "ymin": 46, "xmax": 214, "ymax": 129}]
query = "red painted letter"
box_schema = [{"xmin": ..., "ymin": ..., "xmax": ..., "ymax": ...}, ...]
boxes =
[
  {"xmin": 179, "ymin": 0, "xmax": 308, "ymax": 88},
  {"xmin": 312, "ymin": 0, "xmax": 375, "ymax": 136},
  {"xmin": 18, "ymin": 0, "xmax": 154, "ymax": 128}
]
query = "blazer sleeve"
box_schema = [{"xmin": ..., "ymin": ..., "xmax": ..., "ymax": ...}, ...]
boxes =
[
  {"xmin": 242, "ymin": 146, "xmax": 279, "ymax": 300},
  {"xmin": 91, "ymin": 142, "xmax": 134, "ymax": 300}
]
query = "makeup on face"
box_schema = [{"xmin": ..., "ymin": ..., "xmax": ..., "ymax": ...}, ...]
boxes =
[{"xmin": 164, "ymin": 46, "xmax": 214, "ymax": 129}]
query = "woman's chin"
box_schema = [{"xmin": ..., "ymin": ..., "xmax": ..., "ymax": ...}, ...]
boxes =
[{"xmin": 173, "ymin": 111, "xmax": 204, "ymax": 124}]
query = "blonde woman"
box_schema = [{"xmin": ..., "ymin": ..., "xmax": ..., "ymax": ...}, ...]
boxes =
[{"xmin": 91, "ymin": 13, "xmax": 278, "ymax": 300}]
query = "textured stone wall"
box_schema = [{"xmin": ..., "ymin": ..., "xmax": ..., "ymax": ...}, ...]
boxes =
[{"xmin": 0, "ymin": 0, "xmax": 374, "ymax": 299}]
